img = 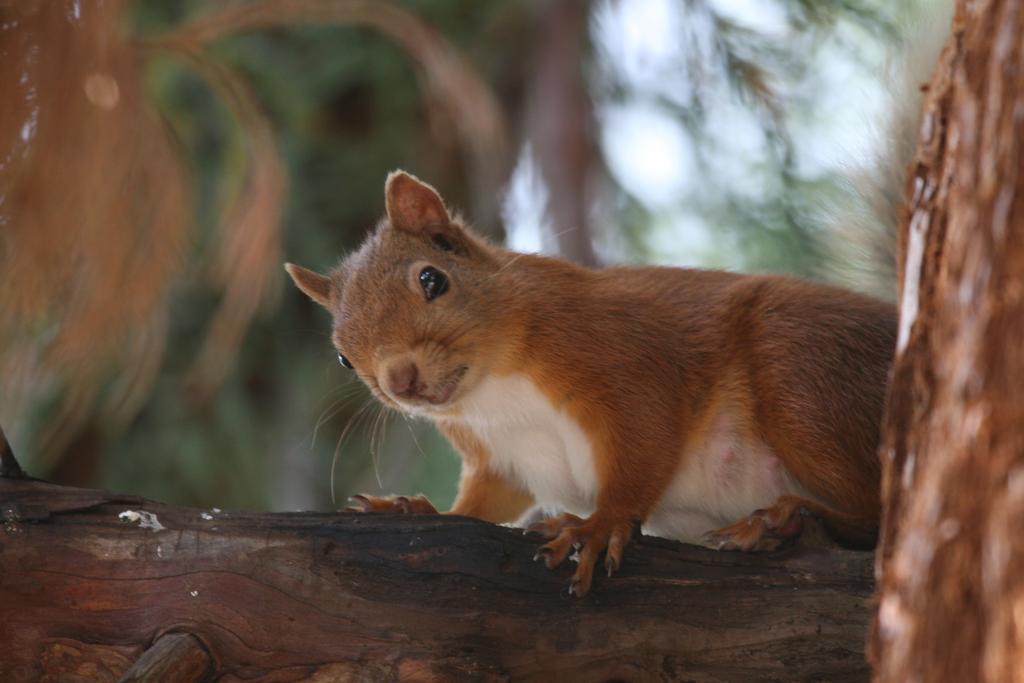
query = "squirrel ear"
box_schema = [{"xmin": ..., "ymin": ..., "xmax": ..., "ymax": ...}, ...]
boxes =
[
  {"xmin": 384, "ymin": 170, "xmax": 450, "ymax": 234},
  {"xmin": 284, "ymin": 263, "xmax": 332, "ymax": 308}
]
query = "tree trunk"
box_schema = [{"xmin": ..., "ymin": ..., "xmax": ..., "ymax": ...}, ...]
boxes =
[
  {"xmin": 526, "ymin": 0, "xmax": 600, "ymax": 266},
  {"xmin": 870, "ymin": 0, "xmax": 1024, "ymax": 680},
  {"xmin": 0, "ymin": 477, "xmax": 874, "ymax": 682}
]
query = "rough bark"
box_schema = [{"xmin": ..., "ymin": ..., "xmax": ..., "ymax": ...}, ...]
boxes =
[
  {"xmin": 0, "ymin": 478, "xmax": 874, "ymax": 682},
  {"xmin": 871, "ymin": 0, "xmax": 1024, "ymax": 680}
]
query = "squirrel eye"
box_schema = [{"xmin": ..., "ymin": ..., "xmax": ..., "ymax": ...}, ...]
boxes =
[
  {"xmin": 337, "ymin": 353, "xmax": 353, "ymax": 369},
  {"xmin": 419, "ymin": 266, "xmax": 449, "ymax": 301}
]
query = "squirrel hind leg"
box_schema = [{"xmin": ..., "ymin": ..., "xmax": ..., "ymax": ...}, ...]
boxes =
[{"xmin": 702, "ymin": 495, "xmax": 878, "ymax": 552}]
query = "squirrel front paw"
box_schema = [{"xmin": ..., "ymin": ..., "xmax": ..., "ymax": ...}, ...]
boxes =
[
  {"xmin": 528, "ymin": 512, "xmax": 635, "ymax": 597},
  {"xmin": 344, "ymin": 494, "xmax": 439, "ymax": 515}
]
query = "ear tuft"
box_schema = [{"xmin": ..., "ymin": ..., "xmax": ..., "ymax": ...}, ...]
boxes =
[
  {"xmin": 384, "ymin": 170, "xmax": 450, "ymax": 234},
  {"xmin": 284, "ymin": 263, "xmax": 332, "ymax": 308}
]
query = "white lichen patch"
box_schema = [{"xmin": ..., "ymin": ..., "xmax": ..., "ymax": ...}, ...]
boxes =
[
  {"xmin": 901, "ymin": 452, "xmax": 916, "ymax": 492},
  {"xmin": 878, "ymin": 593, "xmax": 911, "ymax": 641},
  {"xmin": 939, "ymin": 518, "xmax": 960, "ymax": 541},
  {"xmin": 877, "ymin": 593, "xmax": 915, "ymax": 676},
  {"xmin": 118, "ymin": 509, "xmax": 166, "ymax": 532},
  {"xmin": 897, "ymin": 208, "xmax": 930, "ymax": 355}
]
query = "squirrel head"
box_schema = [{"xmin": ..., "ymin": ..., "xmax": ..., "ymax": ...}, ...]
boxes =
[{"xmin": 286, "ymin": 170, "xmax": 518, "ymax": 417}]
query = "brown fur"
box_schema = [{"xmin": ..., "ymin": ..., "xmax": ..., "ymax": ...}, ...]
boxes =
[{"xmin": 287, "ymin": 170, "xmax": 897, "ymax": 595}]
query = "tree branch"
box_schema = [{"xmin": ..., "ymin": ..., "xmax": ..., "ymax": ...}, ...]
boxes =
[
  {"xmin": 118, "ymin": 633, "xmax": 213, "ymax": 683},
  {"xmin": 0, "ymin": 478, "xmax": 874, "ymax": 681}
]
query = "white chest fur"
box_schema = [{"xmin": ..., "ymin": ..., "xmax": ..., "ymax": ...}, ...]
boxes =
[{"xmin": 453, "ymin": 374, "xmax": 598, "ymax": 514}]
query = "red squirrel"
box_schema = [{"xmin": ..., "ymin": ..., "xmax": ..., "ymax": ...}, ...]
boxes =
[{"xmin": 286, "ymin": 170, "xmax": 896, "ymax": 597}]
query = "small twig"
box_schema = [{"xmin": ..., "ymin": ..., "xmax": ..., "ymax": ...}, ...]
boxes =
[{"xmin": 0, "ymin": 424, "xmax": 27, "ymax": 480}]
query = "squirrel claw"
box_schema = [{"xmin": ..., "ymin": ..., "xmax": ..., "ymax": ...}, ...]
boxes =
[
  {"xmin": 568, "ymin": 562, "xmax": 596, "ymax": 597},
  {"xmin": 700, "ymin": 530, "xmax": 736, "ymax": 551},
  {"xmin": 343, "ymin": 494, "xmax": 371, "ymax": 513}
]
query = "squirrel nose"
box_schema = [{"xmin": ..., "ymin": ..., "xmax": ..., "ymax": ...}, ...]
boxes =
[{"xmin": 388, "ymin": 361, "xmax": 420, "ymax": 399}]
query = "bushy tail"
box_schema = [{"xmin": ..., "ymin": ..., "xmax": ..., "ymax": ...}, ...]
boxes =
[{"xmin": 823, "ymin": 3, "xmax": 953, "ymax": 301}]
